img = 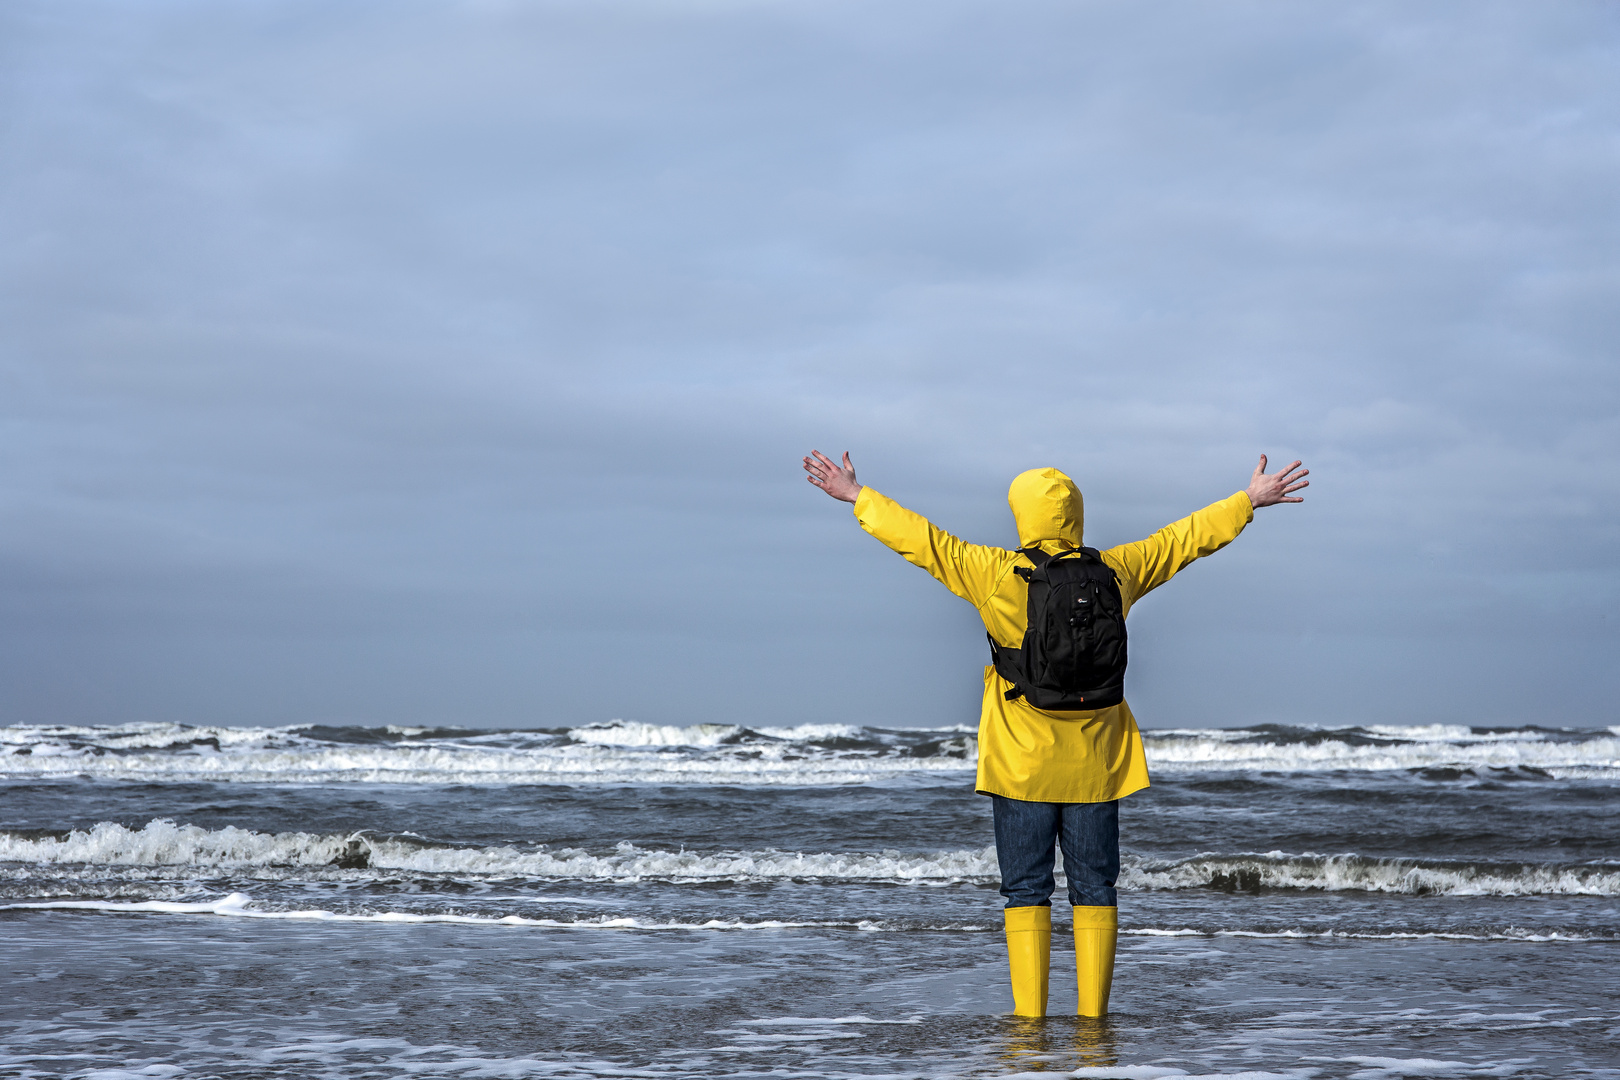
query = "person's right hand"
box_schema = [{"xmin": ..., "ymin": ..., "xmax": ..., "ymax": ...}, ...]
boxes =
[
  {"xmin": 1245, "ymin": 454, "xmax": 1309, "ymax": 508},
  {"xmin": 803, "ymin": 450, "xmax": 863, "ymax": 504}
]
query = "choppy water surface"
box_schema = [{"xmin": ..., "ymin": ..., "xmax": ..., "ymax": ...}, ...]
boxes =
[{"xmin": 3, "ymin": 721, "xmax": 1618, "ymax": 1078}]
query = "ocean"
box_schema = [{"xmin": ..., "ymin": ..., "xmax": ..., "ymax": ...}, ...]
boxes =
[{"xmin": 2, "ymin": 720, "xmax": 1617, "ymax": 1079}]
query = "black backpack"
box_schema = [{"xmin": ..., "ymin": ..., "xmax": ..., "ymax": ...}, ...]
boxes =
[{"xmin": 987, "ymin": 546, "xmax": 1128, "ymax": 711}]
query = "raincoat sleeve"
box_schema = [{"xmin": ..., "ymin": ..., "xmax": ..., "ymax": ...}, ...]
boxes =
[
  {"xmin": 851, "ymin": 487, "xmax": 1010, "ymax": 608},
  {"xmin": 1103, "ymin": 491, "xmax": 1254, "ymax": 607}
]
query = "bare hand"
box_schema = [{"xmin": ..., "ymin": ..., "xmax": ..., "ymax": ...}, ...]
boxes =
[
  {"xmin": 803, "ymin": 450, "xmax": 863, "ymax": 504},
  {"xmin": 1246, "ymin": 455, "xmax": 1309, "ymax": 508}
]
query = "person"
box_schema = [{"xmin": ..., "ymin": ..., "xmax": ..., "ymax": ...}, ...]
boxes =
[{"xmin": 801, "ymin": 449, "xmax": 1309, "ymax": 1018}]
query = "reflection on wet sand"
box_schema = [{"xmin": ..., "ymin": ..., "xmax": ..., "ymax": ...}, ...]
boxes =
[{"xmin": 993, "ymin": 1016, "xmax": 1118, "ymax": 1072}]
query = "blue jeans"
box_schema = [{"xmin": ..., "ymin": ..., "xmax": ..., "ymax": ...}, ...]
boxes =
[{"xmin": 991, "ymin": 795, "xmax": 1119, "ymax": 908}]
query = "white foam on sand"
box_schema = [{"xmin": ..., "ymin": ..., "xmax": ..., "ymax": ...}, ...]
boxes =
[
  {"xmin": 735, "ymin": 1016, "xmax": 923, "ymax": 1026},
  {"xmin": 0, "ymin": 893, "xmax": 964, "ymax": 931},
  {"xmin": 5, "ymin": 894, "xmax": 1607, "ymax": 941},
  {"xmin": 1125, "ymin": 927, "xmax": 1608, "ymax": 943},
  {"xmin": 1336, "ymin": 1056, "xmax": 1533, "ymax": 1078},
  {"xmin": 1067, "ymin": 1069, "xmax": 1319, "ymax": 1080}
]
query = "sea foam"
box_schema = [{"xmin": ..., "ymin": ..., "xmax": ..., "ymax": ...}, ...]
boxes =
[
  {"xmin": 1129, "ymin": 851, "xmax": 1620, "ymax": 897},
  {"xmin": 2, "ymin": 721, "xmax": 1615, "ymax": 785},
  {"xmin": 0, "ymin": 721, "xmax": 975, "ymax": 785},
  {"xmin": 1141, "ymin": 727, "xmax": 1619, "ymax": 777},
  {"xmin": 0, "ymin": 893, "xmax": 908, "ymax": 930},
  {"xmin": 0, "ymin": 820, "xmax": 999, "ymax": 884},
  {"xmin": 4, "ymin": 820, "xmax": 1617, "ymax": 896},
  {"xmin": 3, "ymin": 894, "xmax": 1610, "ymax": 942}
]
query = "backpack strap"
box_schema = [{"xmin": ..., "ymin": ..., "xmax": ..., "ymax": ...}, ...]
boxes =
[
  {"xmin": 1015, "ymin": 545, "xmax": 1087, "ymax": 577},
  {"xmin": 1017, "ymin": 545, "xmax": 1052, "ymax": 567},
  {"xmin": 1013, "ymin": 546, "xmax": 1052, "ymax": 582},
  {"xmin": 1002, "ymin": 546, "xmax": 1063, "ymax": 695},
  {"xmin": 986, "ymin": 633, "xmax": 1026, "ymax": 701}
]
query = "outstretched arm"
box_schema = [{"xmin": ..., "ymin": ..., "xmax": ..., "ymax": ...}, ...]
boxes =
[
  {"xmin": 1104, "ymin": 454, "xmax": 1311, "ymax": 607},
  {"xmin": 801, "ymin": 448, "xmax": 1009, "ymax": 607},
  {"xmin": 1246, "ymin": 454, "xmax": 1309, "ymax": 508},
  {"xmin": 803, "ymin": 450, "xmax": 863, "ymax": 503}
]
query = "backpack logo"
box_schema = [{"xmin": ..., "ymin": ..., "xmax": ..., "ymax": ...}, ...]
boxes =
[{"xmin": 988, "ymin": 547, "xmax": 1128, "ymax": 711}]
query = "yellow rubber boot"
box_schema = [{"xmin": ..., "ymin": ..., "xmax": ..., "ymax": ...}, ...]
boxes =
[
  {"xmin": 1073, "ymin": 905, "xmax": 1118, "ymax": 1017},
  {"xmin": 1003, "ymin": 905, "xmax": 1051, "ymax": 1017}
]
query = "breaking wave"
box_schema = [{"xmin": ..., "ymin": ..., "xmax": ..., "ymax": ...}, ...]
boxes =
[
  {"xmin": 1128, "ymin": 851, "xmax": 1620, "ymax": 897},
  {"xmin": 4, "ymin": 821, "xmax": 1617, "ymax": 896},
  {"xmin": 0, "ymin": 820, "xmax": 998, "ymax": 884},
  {"xmin": 0, "ymin": 721, "xmax": 977, "ymax": 785},
  {"xmin": 0, "ymin": 721, "xmax": 1614, "ymax": 785},
  {"xmin": 1141, "ymin": 724, "xmax": 1619, "ymax": 778}
]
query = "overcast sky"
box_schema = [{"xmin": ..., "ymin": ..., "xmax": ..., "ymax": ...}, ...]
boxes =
[{"xmin": 1, "ymin": 0, "xmax": 1615, "ymax": 731}]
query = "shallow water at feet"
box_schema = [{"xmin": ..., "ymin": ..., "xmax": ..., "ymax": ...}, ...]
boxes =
[{"xmin": 2, "ymin": 721, "xmax": 1617, "ymax": 1078}]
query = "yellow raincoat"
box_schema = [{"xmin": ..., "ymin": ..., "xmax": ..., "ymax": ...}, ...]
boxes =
[{"xmin": 852, "ymin": 469, "xmax": 1253, "ymax": 803}]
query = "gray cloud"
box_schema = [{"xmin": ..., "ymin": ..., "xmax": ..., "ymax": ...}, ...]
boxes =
[{"xmin": 1, "ymin": 0, "xmax": 1615, "ymax": 729}]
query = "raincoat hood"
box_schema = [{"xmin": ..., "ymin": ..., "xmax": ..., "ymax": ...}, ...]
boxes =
[{"xmin": 1008, "ymin": 467, "xmax": 1084, "ymax": 549}]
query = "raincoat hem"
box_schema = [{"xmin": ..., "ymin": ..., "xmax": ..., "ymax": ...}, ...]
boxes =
[{"xmin": 971, "ymin": 778, "xmax": 1150, "ymax": 803}]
